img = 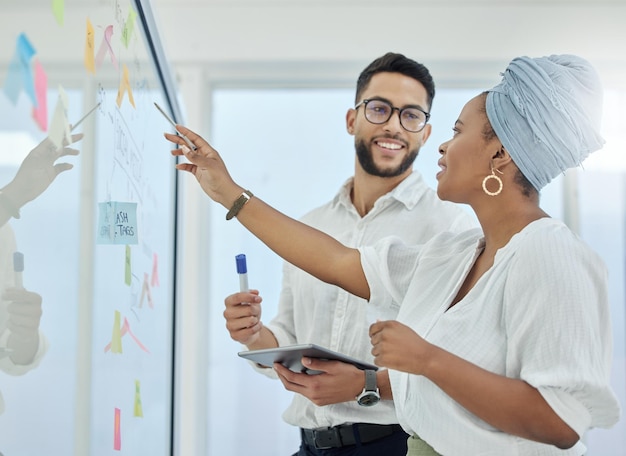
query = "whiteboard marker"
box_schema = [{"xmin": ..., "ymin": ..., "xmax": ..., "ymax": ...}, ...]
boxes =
[
  {"xmin": 154, "ymin": 102, "xmax": 196, "ymax": 151},
  {"xmin": 235, "ymin": 254, "xmax": 248, "ymax": 292},
  {"xmin": 71, "ymin": 102, "xmax": 101, "ymax": 131},
  {"xmin": 13, "ymin": 251, "xmax": 24, "ymax": 289}
]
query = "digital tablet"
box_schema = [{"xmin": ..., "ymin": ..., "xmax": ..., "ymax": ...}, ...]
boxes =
[{"xmin": 238, "ymin": 343, "xmax": 378, "ymax": 375}]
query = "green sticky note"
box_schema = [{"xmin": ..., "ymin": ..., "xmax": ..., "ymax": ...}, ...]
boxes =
[{"xmin": 125, "ymin": 245, "xmax": 131, "ymax": 286}]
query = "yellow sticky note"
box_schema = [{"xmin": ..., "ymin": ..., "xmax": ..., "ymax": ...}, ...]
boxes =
[
  {"xmin": 134, "ymin": 379, "xmax": 143, "ymax": 417},
  {"xmin": 111, "ymin": 310, "xmax": 123, "ymax": 354},
  {"xmin": 85, "ymin": 18, "xmax": 95, "ymax": 74},
  {"xmin": 48, "ymin": 85, "xmax": 71, "ymax": 149}
]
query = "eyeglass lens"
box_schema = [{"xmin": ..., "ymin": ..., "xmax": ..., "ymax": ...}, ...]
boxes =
[{"xmin": 363, "ymin": 99, "xmax": 428, "ymax": 132}]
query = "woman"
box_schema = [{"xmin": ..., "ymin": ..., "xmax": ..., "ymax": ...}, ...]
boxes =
[{"xmin": 165, "ymin": 54, "xmax": 620, "ymax": 455}]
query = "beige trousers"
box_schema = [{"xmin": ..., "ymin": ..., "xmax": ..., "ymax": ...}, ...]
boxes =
[{"xmin": 406, "ymin": 434, "xmax": 441, "ymax": 456}]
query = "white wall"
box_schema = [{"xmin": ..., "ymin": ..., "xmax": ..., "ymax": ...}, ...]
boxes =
[{"xmin": 3, "ymin": 1, "xmax": 626, "ymax": 89}]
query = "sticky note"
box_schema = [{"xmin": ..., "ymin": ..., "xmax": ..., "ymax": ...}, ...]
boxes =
[
  {"xmin": 139, "ymin": 272, "xmax": 153, "ymax": 309},
  {"xmin": 151, "ymin": 253, "xmax": 159, "ymax": 287},
  {"xmin": 113, "ymin": 407, "xmax": 121, "ymax": 450},
  {"xmin": 3, "ymin": 33, "xmax": 37, "ymax": 106},
  {"xmin": 110, "ymin": 310, "xmax": 123, "ymax": 354},
  {"xmin": 122, "ymin": 7, "xmax": 137, "ymax": 48},
  {"xmin": 134, "ymin": 380, "xmax": 143, "ymax": 417},
  {"xmin": 116, "ymin": 64, "xmax": 135, "ymax": 108},
  {"xmin": 95, "ymin": 25, "xmax": 118, "ymax": 70},
  {"xmin": 97, "ymin": 201, "xmax": 139, "ymax": 245},
  {"xmin": 125, "ymin": 245, "xmax": 131, "ymax": 285},
  {"xmin": 3, "ymin": 51, "xmax": 24, "ymax": 105},
  {"xmin": 105, "ymin": 315, "xmax": 149, "ymax": 354},
  {"xmin": 84, "ymin": 18, "xmax": 95, "ymax": 74},
  {"xmin": 48, "ymin": 85, "xmax": 71, "ymax": 149},
  {"xmin": 52, "ymin": 0, "xmax": 64, "ymax": 26},
  {"xmin": 17, "ymin": 33, "xmax": 37, "ymax": 106},
  {"xmin": 32, "ymin": 60, "xmax": 48, "ymax": 131}
]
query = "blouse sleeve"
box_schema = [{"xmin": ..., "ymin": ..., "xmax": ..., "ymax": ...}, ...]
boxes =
[
  {"xmin": 503, "ymin": 226, "xmax": 620, "ymax": 435},
  {"xmin": 358, "ymin": 235, "xmax": 423, "ymax": 321}
]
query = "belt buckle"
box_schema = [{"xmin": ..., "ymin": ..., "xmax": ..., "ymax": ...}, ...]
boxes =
[{"xmin": 313, "ymin": 426, "xmax": 342, "ymax": 449}]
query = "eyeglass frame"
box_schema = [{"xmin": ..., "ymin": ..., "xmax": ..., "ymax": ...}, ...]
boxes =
[{"xmin": 354, "ymin": 98, "xmax": 431, "ymax": 133}]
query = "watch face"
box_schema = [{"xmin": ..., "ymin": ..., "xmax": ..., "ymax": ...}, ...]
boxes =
[{"xmin": 357, "ymin": 392, "xmax": 380, "ymax": 407}]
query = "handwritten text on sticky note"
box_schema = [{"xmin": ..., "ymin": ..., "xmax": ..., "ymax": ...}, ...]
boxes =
[{"xmin": 97, "ymin": 201, "xmax": 138, "ymax": 244}]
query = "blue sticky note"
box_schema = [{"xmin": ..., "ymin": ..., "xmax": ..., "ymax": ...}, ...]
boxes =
[
  {"xmin": 97, "ymin": 201, "xmax": 139, "ymax": 245},
  {"xmin": 3, "ymin": 53, "xmax": 23, "ymax": 105},
  {"xmin": 3, "ymin": 33, "xmax": 37, "ymax": 106},
  {"xmin": 17, "ymin": 33, "xmax": 36, "ymax": 60},
  {"xmin": 18, "ymin": 34, "xmax": 37, "ymax": 106}
]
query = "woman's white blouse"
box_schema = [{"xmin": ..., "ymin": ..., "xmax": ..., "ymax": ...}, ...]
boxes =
[{"xmin": 359, "ymin": 218, "xmax": 620, "ymax": 455}]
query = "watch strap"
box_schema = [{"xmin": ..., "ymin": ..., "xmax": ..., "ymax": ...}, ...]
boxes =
[
  {"xmin": 226, "ymin": 190, "xmax": 253, "ymax": 220},
  {"xmin": 364, "ymin": 369, "xmax": 377, "ymax": 391}
]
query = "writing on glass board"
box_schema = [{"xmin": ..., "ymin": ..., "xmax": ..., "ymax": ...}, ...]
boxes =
[{"xmin": 97, "ymin": 201, "xmax": 138, "ymax": 244}]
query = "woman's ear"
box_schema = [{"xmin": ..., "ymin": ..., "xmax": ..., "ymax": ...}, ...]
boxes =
[{"xmin": 492, "ymin": 146, "xmax": 513, "ymax": 169}]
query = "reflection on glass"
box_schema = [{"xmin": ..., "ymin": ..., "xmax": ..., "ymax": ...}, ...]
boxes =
[{"xmin": 0, "ymin": 134, "xmax": 82, "ymax": 415}]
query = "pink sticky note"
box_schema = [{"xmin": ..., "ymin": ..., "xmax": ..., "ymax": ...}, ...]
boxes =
[
  {"xmin": 32, "ymin": 59, "xmax": 48, "ymax": 131},
  {"xmin": 113, "ymin": 407, "xmax": 121, "ymax": 451},
  {"xmin": 151, "ymin": 253, "xmax": 159, "ymax": 287},
  {"xmin": 95, "ymin": 25, "xmax": 118, "ymax": 70}
]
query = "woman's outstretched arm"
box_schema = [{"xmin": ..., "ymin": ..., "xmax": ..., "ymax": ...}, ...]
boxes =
[{"xmin": 165, "ymin": 125, "xmax": 370, "ymax": 300}]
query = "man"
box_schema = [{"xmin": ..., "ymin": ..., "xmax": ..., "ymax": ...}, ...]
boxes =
[{"xmin": 222, "ymin": 52, "xmax": 476, "ymax": 455}]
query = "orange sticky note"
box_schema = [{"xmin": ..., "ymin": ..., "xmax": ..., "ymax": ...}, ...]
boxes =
[
  {"xmin": 116, "ymin": 64, "xmax": 135, "ymax": 108},
  {"xmin": 31, "ymin": 59, "xmax": 48, "ymax": 131},
  {"xmin": 113, "ymin": 407, "xmax": 121, "ymax": 450},
  {"xmin": 84, "ymin": 18, "xmax": 95, "ymax": 74},
  {"xmin": 123, "ymin": 317, "xmax": 150, "ymax": 353}
]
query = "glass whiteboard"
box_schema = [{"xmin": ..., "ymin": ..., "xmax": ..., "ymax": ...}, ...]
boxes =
[{"xmin": 0, "ymin": 1, "xmax": 179, "ymax": 454}]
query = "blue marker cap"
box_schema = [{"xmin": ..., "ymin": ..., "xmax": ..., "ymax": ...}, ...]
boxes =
[
  {"xmin": 235, "ymin": 254, "xmax": 247, "ymax": 274},
  {"xmin": 13, "ymin": 252, "xmax": 24, "ymax": 272}
]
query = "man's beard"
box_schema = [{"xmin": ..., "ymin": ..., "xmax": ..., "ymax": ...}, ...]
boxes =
[{"xmin": 355, "ymin": 138, "xmax": 419, "ymax": 178}]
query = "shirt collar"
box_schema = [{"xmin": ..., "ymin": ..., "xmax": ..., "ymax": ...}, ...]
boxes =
[{"xmin": 334, "ymin": 171, "xmax": 431, "ymax": 212}]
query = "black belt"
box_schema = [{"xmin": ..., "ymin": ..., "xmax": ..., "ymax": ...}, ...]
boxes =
[{"xmin": 301, "ymin": 423, "xmax": 404, "ymax": 449}]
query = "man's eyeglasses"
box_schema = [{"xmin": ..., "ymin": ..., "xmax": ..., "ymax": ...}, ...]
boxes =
[{"xmin": 354, "ymin": 99, "xmax": 430, "ymax": 133}]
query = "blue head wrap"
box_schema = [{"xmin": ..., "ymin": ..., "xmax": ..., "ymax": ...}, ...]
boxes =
[{"xmin": 485, "ymin": 54, "xmax": 605, "ymax": 191}]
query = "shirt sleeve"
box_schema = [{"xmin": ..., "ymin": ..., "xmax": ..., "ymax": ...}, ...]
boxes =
[
  {"xmin": 502, "ymin": 226, "xmax": 620, "ymax": 435},
  {"xmin": 0, "ymin": 328, "xmax": 49, "ymax": 375},
  {"xmin": 243, "ymin": 260, "xmax": 299, "ymax": 380},
  {"xmin": 266, "ymin": 260, "xmax": 298, "ymax": 347}
]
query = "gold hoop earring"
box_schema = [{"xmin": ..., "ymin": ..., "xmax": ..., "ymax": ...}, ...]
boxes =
[{"xmin": 482, "ymin": 166, "xmax": 503, "ymax": 196}]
